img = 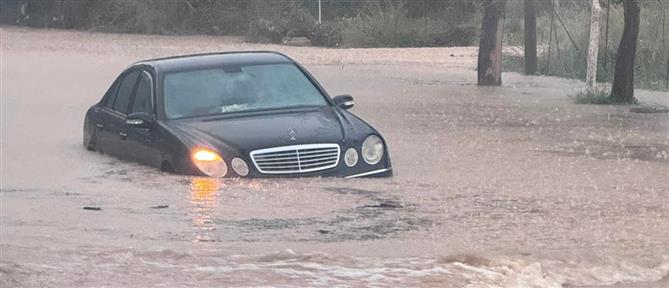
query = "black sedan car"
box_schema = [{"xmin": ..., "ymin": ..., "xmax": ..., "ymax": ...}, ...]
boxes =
[{"xmin": 83, "ymin": 51, "xmax": 392, "ymax": 178}]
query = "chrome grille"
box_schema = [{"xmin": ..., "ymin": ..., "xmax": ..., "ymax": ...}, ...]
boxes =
[{"xmin": 250, "ymin": 144, "xmax": 340, "ymax": 174}]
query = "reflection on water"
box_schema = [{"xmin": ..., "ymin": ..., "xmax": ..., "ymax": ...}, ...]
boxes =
[
  {"xmin": 189, "ymin": 177, "xmax": 221, "ymax": 242},
  {"xmin": 188, "ymin": 178, "xmax": 268, "ymax": 242},
  {"xmin": 245, "ymin": 179, "xmax": 265, "ymax": 191}
]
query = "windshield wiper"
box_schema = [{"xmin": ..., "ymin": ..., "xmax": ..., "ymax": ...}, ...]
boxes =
[{"xmin": 198, "ymin": 105, "xmax": 324, "ymax": 121}]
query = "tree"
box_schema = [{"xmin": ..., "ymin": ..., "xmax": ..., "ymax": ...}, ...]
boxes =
[
  {"xmin": 477, "ymin": 0, "xmax": 507, "ymax": 86},
  {"xmin": 586, "ymin": 0, "xmax": 601, "ymax": 93},
  {"xmin": 610, "ymin": 0, "xmax": 640, "ymax": 103},
  {"xmin": 524, "ymin": 0, "xmax": 537, "ymax": 75}
]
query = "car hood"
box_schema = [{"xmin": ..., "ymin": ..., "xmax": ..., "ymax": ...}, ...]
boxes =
[{"xmin": 165, "ymin": 106, "xmax": 349, "ymax": 156}]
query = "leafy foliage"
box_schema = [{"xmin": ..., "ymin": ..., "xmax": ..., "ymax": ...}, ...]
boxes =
[
  {"xmin": 340, "ymin": 2, "xmax": 478, "ymax": 48},
  {"xmin": 1, "ymin": 0, "xmax": 480, "ymax": 48}
]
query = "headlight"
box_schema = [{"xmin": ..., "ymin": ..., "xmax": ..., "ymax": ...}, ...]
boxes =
[
  {"xmin": 231, "ymin": 157, "xmax": 249, "ymax": 176},
  {"xmin": 192, "ymin": 148, "xmax": 227, "ymax": 177},
  {"xmin": 344, "ymin": 148, "xmax": 359, "ymax": 167},
  {"xmin": 361, "ymin": 135, "xmax": 384, "ymax": 165}
]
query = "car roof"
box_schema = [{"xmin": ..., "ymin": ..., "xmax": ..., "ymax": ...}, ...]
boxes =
[{"xmin": 134, "ymin": 51, "xmax": 294, "ymax": 73}]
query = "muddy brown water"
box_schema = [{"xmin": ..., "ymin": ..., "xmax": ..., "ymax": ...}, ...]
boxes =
[{"xmin": 1, "ymin": 27, "xmax": 668, "ymax": 287}]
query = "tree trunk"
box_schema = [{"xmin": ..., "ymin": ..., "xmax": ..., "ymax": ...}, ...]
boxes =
[
  {"xmin": 477, "ymin": 0, "xmax": 507, "ymax": 86},
  {"xmin": 586, "ymin": 0, "xmax": 601, "ymax": 93},
  {"xmin": 524, "ymin": 0, "xmax": 537, "ymax": 75},
  {"xmin": 610, "ymin": 0, "xmax": 640, "ymax": 103}
]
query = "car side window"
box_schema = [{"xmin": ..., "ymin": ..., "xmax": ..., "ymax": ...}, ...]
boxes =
[
  {"xmin": 103, "ymin": 81, "xmax": 120, "ymax": 108},
  {"xmin": 131, "ymin": 71, "xmax": 154, "ymax": 114},
  {"xmin": 112, "ymin": 70, "xmax": 140, "ymax": 114}
]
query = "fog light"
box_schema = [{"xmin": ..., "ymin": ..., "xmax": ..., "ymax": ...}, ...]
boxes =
[
  {"xmin": 344, "ymin": 148, "xmax": 358, "ymax": 167},
  {"xmin": 231, "ymin": 158, "xmax": 249, "ymax": 176}
]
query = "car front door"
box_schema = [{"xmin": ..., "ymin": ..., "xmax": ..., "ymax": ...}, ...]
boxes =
[
  {"xmin": 97, "ymin": 69, "xmax": 140, "ymax": 159},
  {"xmin": 126, "ymin": 70, "xmax": 163, "ymax": 167}
]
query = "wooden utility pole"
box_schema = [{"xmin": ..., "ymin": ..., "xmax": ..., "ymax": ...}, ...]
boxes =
[
  {"xmin": 604, "ymin": 0, "xmax": 610, "ymax": 75},
  {"xmin": 524, "ymin": 0, "xmax": 537, "ymax": 75},
  {"xmin": 610, "ymin": 0, "xmax": 641, "ymax": 103},
  {"xmin": 586, "ymin": 0, "xmax": 601, "ymax": 93},
  {"xmin": 545, "ymin": 1, "xmax": 555, "ymax": 73},
  {"xmin": 477, "ymin": 0, "xmax": 507, "ymax": 86},
  {"xmin": 318, "ymin": 0, "xmax": 322, "ymax": 24},
  {"xmin": 663, "ymin": 4, "xmax": 668, "ymax": 89}
]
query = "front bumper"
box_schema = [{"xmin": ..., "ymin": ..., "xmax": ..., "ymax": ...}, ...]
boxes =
[
  {"xmin": 344, "ymin": 168, "xmax": 393, "ymax": 178},
  {"xmin": 241, "ymin": 165, "xmax": 393, "ymax": 178}
]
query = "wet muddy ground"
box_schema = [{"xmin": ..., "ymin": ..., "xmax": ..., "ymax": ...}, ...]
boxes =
[{"xmin": 1, "ymin": 27, "xmax": 668, "ymax": 287}]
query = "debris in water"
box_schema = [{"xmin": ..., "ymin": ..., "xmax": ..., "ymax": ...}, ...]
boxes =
[
  {"xmin": 82, "ymin": 206, "xmax": 101, "ymax": 211},
  {"xmin": 363, "ymin": 202, "xmax": 403, "ymax": 209},
  {"xmin": 151, "ymin": 205, "xmax": 169, "ymax": 209}
]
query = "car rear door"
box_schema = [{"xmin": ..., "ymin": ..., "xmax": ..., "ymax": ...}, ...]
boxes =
[
  {"xmin": 126, "ymin": 70, "xmax": 162, "ymax": 167},
  {"xmin": 97, "ymin": 69, "xmax": 140, "ymax": 159}
]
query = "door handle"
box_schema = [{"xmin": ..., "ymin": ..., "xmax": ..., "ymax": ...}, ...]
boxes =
[
  {"xmin": 119, "ymin": 132, "xmax": 128, "ymax": 139},
  {"xmin": 96, "ymin": 123, "xmax": 104, "ymax": 128}
]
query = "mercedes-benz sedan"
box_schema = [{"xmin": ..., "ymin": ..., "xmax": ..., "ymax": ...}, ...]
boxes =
[{"xmin": 83, "ymin": 51, "xmax": 392, "ymax": 178}]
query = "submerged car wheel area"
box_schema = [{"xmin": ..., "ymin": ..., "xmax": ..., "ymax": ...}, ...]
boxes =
[{"xmin": 83, "ymin": 51, "xmax": 392, "ymax": 178}]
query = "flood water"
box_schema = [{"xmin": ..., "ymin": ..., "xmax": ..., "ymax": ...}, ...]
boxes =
[{"xmin": 1, "ymin": 27, "xmax": 668, "ymax": 287}]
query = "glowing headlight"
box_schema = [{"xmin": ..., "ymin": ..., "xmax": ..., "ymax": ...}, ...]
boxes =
[
  {"xmin": 192, "ymin": 148, "xmax": 227, "ymax": 177},
  {"xmin": 231, "ymin": 157, "xmax": 249, "ymax": 176},
  {"xmin": 344, "ymin": 148, "xmax": 358, "ymax": 167},
  {"xmin": 361, "ymin": 135, "xmax": 384, "ymax": 165}
]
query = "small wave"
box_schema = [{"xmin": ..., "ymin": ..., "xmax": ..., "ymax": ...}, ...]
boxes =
[
  {"xmin": 219, "ymin": 250, "xmax": 669, "ymax": 287},
  {"xmin": 5, "ymin": 248, "xmax": 668, "ymax": 287}
]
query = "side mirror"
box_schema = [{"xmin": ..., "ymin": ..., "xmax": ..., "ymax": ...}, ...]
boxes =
[
  {"xmin": 332, "ymin": 95, "xmax": 354, "ymax": 110},
  {"xmin": 126, "ymin": 112, "xmax": 155, "ymax": 128}
]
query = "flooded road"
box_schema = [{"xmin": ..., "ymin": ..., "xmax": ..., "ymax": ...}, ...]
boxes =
[{"xmin": 1, "ymin": 27, "xmax": 668, "ymax": 287}]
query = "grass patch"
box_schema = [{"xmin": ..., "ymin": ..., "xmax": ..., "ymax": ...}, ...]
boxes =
[
  {"xmin": 629, "ymin": 105, "xmax": 669, "ymax": 114},
  {"xmin": 572, "ymin": 89, "xmax": 617, "ymax": 104},
  {"xmin": 572, "ymin": 88, "xmax": 646, "ymax": 105},
  {"xmin": 573, "ymin": 88, "xmax": 643, "ymax": 105}
]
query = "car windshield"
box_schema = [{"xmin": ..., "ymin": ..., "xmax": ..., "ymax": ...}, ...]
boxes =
[{"xmin": 163, "ymin": 63, "xmax": 328, "ymax": 119}]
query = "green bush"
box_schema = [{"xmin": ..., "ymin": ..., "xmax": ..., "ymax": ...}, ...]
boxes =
[
  {"xmin": 426, "ymin": 24, "xmax": 478, "ymax": 47},
  {"xmin": 4, "ymin": 0, "xmax": 480, "ymax": 48},
  {"xmin": 340, "ymin": 2, "xmax": 478, "ymax": 48},
  {"xmin": 341, "ymin": 3, "xmax": 416, "ymax": 47},
  {"xmin": 188, "ymin": 0, "xmax": 249, "ymax": 35},
  {"xmin": 245, "ymin": 2, "xmax": 316, "ymax": 43},
  {"xmin": 310, "ymin": 22, "xmax": 343, "ymax": 47},
  {"xmin": 88, "ymin": 0, "xmax": 190, "ymax": 34},
  {"xmin": 86, "ymin": 0, "xmax": 249, "ymax": 35}
]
